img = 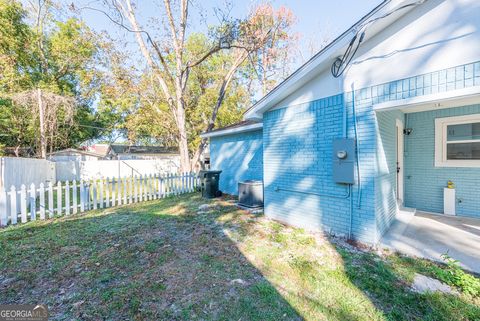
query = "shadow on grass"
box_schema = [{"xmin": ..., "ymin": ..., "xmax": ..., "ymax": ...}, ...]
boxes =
[
  {"xmin": 0, "ymin": 194, "xmax": 302, "ymax": 320},
  {"xmin": 2, "ymin": 194, "xmax": 478, "ymax": 321}
]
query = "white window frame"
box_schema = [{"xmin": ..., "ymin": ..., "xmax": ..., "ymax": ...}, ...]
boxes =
[{"xmin": 435, "ymin": 113, "xmax": 480, "ymax": 167}]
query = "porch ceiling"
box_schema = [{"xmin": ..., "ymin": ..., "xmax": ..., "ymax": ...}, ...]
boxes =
[{"xmin": 373, "ymin": 86, "xmax": 480, "ymax": 113}]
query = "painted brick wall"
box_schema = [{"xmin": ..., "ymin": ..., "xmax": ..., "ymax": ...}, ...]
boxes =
[
  {"xmin": 262, "ymin": 60, "xmax": 480, "ymax": 243},
  {"xmin": 371, "ymin": 61, "xmax": 480, "ymax": 237},
  {"xmin": 404, "ymin": 105, "xmax": 480, "ymax": 218},
  {"xmin": 375, "ymin": 110, "xmax": 404, "ymax": 237},
  {"xmin": 209, "ymin": 130, "xmax": 263, "ymax": 195},
  {"xmin": 210, "ymin": 61, "xmax": 480, "ymax": 243},
  {"xmin": 263, "ymin": 94, "xmax": 378, "ymax": 243}
]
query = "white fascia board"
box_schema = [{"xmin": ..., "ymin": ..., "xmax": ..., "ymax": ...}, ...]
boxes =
[
  {"xmin": 200, "ymin": 123, "xmax": 263, "ymax": 139},
  {"xmin": 243, "ymin": 0, "xmax": 412, "ymax": 120},
  {"xmin": 373, "ymin": 86, "xmax": 480, "ymax": 113}
]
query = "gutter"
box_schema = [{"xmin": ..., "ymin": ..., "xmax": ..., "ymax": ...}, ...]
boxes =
[{"xmin": 200, "ymin": 123, "xmax": 263, "ymax": 139}]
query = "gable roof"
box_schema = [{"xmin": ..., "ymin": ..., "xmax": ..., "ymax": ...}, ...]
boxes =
[
  {"xmin": 48, "ymin": 148, "xmax": 104, "ymax": 158},
  {"xmin": 88, "ymin": 144, "xmax": 110, "ymax": 157},
  {"xmin": 244, "ymin": 0, "xmax": 420, "ymax": 120}
]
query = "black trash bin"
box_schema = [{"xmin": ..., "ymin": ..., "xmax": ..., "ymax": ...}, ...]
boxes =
[{"xmin": 199, "ymin": 170, "xmax": 222, "ymax": 198}]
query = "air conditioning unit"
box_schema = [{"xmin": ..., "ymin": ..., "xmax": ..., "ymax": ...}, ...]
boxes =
[{"xmin": 238, "ymin": 180, "xmax": 263, "ymax": 208}]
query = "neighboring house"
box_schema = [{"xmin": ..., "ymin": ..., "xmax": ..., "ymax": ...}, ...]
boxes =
[
  {"xmin": 48, "ymin": 148, "xmax": 104, "ymax": 161},
  {"xmin": 107, "ymin": 145, "xmax": 179, "ymax": 160},
  {"xmin": 202, "ymin": 0, "xmax": 480, "ymax": 244},
  {"xmin": 86, "ymin": 144, "xmax": 110, "ymax": 159}
]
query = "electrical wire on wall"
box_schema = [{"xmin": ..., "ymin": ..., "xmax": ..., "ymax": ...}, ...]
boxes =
[{"xmin": 331, "ymin": 0, "xmax": 427, "ymax": 78}]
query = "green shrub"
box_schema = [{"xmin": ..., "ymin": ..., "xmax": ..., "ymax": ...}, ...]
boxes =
[{"xmin": 436, "ymin": 253, "xmax": 480, "ymax": 297}]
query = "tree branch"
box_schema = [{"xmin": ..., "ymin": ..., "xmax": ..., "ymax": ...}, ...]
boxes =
[
  {"xmin": 190, "ymin": 49, "xmax": 248, "ymax": 169},
  {"xmin": 77, "ymin": 3, "xmax": 176, "ymax": 105}
]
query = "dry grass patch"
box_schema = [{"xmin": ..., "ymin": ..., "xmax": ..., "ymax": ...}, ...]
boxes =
[{"xmin": 1, "ymin": 193, "xmax": 479, "ymax": 321}]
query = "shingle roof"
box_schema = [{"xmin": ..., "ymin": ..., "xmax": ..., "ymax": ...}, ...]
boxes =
[
  {"xmin": 110, "ymin": 145, "xmax": 177, "ymax": 155},
  {"xmin": 48, "ymin": 148, "xmax": 104, "ymax": 158}
]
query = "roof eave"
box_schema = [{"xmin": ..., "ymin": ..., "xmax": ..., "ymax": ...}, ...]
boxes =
[{"xmin": 200, "ymin": 123, "xmax": 263, "ymax": 139}]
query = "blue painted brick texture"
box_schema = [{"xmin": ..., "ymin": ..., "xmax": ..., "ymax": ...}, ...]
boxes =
[
  {"xmin": 263, "ymin": 94, "xmax": 377, "ymax": 244},
  {"xmin": 209, "ymin": 130, "xmax": 263, "ymax": 195},
  {"xmin": 375, "ymin": 61, "xmax": 480, "ymax": 224},
  {"xmin": 210, "ymin": 60, "xmax": 480, "ymax": 244},
  {"xmin": 375, "ymin": 110, "xmax": 404, "ymax": 237},
  {"xmin": 404, "ymin": 105, "xmax": 480, "ymax": 218}
]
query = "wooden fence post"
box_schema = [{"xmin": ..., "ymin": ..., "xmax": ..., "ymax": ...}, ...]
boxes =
[
  {"xmin": 20, "ymin": 184, "xmax": 27, "ymax": 223},
  {"xmin": 160, "ymin": 174, "xmax": 164, "ymax": 198},
  {"xmin": 128, "ymin": 176, "xmax": 133, "ymax": 204},
  {"xmin": 92, "ymin": 180, "xmax": 98, "ymax": 210},
  {"xmin": 152, "ymin": 174, "xmax": 156, "ymax": 199},
  {"xmin": 29, "ymin": 183, "xmax": 36, "ymax": 221},
  {"xmin": 56, "ymin": 181, "xmax": 62, "ymax": 216},
  {"xmin": 0, "ymin": 188, "xmax": 7, "ymax": 226},
  {"xmin": 99, "ymin": 178, "xmax": 104, "ymax": 209},
  {"xmin": 148, "ymin": 174, "xmax": 153, "ymax": 200},
  {"xmin": 48, "ymin": 182, "xmax": 54, "ymax": 218},
  {"xmin": 72, "ymin": 180, "xmax": 78, "ymax": 214},
  {"xmin": 10, "ymin": 186, "xmax": 17, "ymax": 225},
  {"xmin": 123, "ymin": 177, "xmax": 127, "ymax": 204},
  {"xmin": 139, "ymin": 175, "xmax": 144, "ymax": 202},
  {"xmin": 116, "ymin": 177, "xmax": 121, "ymax": 205},
  {"xmin": 79, "ymin": 180, "xmax": 85, "ymax": 213},
  {"xmin": 65, "ymin": 181, "xmax": 70, "ymax": 215},
  {"xmin": 105, "ymin": 178, "xmax": 110, "ymax": 208},
  {"xmin": 190, "ymin": 172, "xmax": 194, "ymax": 192},
  {"xmin": 134, "ymin": 176, "xmax": 137, "ymax": 203},
  {"xmin": 39, "ymin": 183, "xmax": 45, "ymax": 220}
]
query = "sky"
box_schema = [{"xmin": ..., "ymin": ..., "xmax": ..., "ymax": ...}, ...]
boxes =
[{"xmin": 79, "ymin": 0, "xmax": 383, "ymax": 68}]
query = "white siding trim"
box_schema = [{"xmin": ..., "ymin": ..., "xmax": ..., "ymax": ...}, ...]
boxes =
[
  {"xmin": 200, "ymin": 123, "xmax": 263, "ymax": 138},
  {"xmin": 373, "ymin": 86, "xmax": 480, "ymax": 113}
]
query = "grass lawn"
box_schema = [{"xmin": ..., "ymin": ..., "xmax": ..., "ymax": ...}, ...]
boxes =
[{"xmin": 1, "ymin": 194, "xmax": 479, "ymax": 320}]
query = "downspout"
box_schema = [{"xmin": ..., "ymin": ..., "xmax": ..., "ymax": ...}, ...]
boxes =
[
  {"xmin": 342, "ymin": 77, "xmax": 354, "ymax": 240},
  {"xmin": 342, "ymin": 77, "xmax": 347, "ymax": 139},
  {"xmin": 351, "ymin": 83, "xmax": 362, "ymax": 208}
]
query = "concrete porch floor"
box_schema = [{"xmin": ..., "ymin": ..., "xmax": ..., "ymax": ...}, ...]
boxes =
[{"xmin": 380, "ymin": 210, "xmax": 480, "ymax": 274}]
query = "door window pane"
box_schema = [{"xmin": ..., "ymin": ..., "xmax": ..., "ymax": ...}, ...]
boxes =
[{"xmin": 447, "ymin": 142, "xmax": 480, "ymax": 159}]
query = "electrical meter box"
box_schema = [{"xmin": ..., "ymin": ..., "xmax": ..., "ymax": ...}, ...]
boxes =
[{"xmin": 332, "ymin": 138, "xmax": 355, "ymax": 184}]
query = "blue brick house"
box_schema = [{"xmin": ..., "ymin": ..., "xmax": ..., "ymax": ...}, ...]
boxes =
[{"xmin": 201, "ymin": 0, "xmax": 480, "ymax": 244}]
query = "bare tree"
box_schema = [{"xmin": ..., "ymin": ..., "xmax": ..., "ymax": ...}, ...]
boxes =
[
  {"xmin": 300, "ymin": 21, "xmax": 334, "ymax": 63},
  {"xmin": 12, "ymin": 90, "xmax": 76, "ymax": 157},
  {"xmin": 78, "ymin": 0, "xmax": 294, "ymax": 171}
]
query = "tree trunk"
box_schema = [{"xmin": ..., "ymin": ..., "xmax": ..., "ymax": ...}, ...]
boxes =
[
  {"xmin": 190, "ymin": 50, "xmax": 248, "ymax": 170},
  {"xmin": 37, "ymin": 88, "xmax": 47, "ymax": 159},
  {"xmin": 175, "ymin": 103, "xmax": 190, "ymax": 172}
]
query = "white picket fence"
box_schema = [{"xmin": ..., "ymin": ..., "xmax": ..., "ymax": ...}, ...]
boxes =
[{"xmin": 0, "ymin": 172, "xmax": 199, "ymax": 227}]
